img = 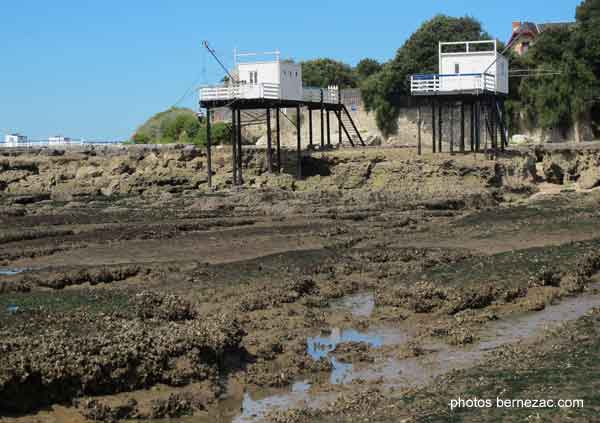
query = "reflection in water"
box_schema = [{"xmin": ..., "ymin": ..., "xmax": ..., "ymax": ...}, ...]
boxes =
[
  {"xmin": 329, "ymin": 292, "xmax": 375, "ymax": 317},
  {"xmin": 307, "ymin": 328, "xmax": 385, "ymax": 384},
  {"xmin": 233, "ymin": 381, "xmax": 313, "ymax": 423}
]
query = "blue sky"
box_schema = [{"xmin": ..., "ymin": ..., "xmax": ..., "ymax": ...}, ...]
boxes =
[{"xmin": 0, "ymin": 0, "xmax": 582, "ymax": 140}]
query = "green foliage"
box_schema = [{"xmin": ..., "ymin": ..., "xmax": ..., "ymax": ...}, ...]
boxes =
[
  {"xmin": 576, "ymin": 0, "xmax": 600, "ymax": 23},
  {"xmin": 132, "ymin": 107, "xmax": 231, "ymax": 146},
  {"xmin": 301, "ymin": 58, "xmax": 358, "ymax": 88},
  {"xmin": 360, "ymin": 15, "xmax": 491, "ymax": 135},
  {"xmin": 576, "ymin": 0, "xmax": 600, "ymax": 82},
  {"xmin": 355, "ymin": 58, "xmax": 382, "ymax": 79},
  {"xmin": 509, "ymin": 19, "xmax": 597, "ymax": 135}
]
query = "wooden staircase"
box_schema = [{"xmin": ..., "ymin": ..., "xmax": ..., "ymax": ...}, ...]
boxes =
[{"xmin": 336, "ymin": 105, "xmax": 365, "ymax": 147}]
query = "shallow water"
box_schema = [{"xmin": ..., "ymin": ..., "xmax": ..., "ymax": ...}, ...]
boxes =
[
  {"xmin": 224, "ymin": 287, "xmax": 600, "ymax": 421},
  {"xmin": 141, "ymin": 287, "xmax": 600, "ymax": 423},
  {"xmin": 307, "ymin": 326, "xmax": 409, "ymax": 384},
  {"xmin": 329, "ymin": 292, "xmax": 375, "ymax": 317},
  {"xmin": 0, "ymin": 268, "xmax": 26, "ymax": 276},
  {"xmin": 233, "ymin": 381, "xmax": 315, "ymax": 423}
]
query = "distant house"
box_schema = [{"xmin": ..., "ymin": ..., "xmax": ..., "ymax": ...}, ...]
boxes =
[
  {"xmin": 48, "ymin": 135, "xmax": 73, "ymax": 145},
  {"xmin": 508, "ymin": 21, "xmax": 575, "ymax": 56},
  {"xmin": 4, "ymin": 133, "xmax": 27, "ymax": 146}
]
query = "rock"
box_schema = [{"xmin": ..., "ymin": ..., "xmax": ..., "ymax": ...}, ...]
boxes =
[
  {"xmin": 135, "ymin": 291, "xmax": 197, "ymax": 321},
  {"xmin": 578, "ymin": 166, "xmax": 600, "ymax": 189},
  {"xmin": 541, "ymin": 159, "xmax": 564, "ymax": 184},
  {"xmin": 255, "ymin": 135, "xmax": 268, "ymax": 146},
  {"xmin": 384, "ymin": 136, "xmax": 403, "ymax": 146},
  {"xmin": 332, "ymin": 162, "xmax": 372, "ymax": 189},
  {"xmin": 510, "ymin": 134, "xmax": 534, "ymax": 145},
  {"xmin": 76, "ymin": 165, "xmax": 103, "ymax": 179},
  {"xmin": 108, "ymin": 157, "xmax": 135, "ymax": 175},
  {"xmin": 0, "ymin": 312, "xmax": 244, "ymax": 413},
  {"xmin": 365, "ymin": 135, "xmax": 382, "ymax": 146}
]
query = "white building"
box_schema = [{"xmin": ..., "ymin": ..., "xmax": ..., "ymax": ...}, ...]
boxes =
[
  {"xmin": 200, "ymin": 50, "xmax": 339, "ymax": 104},
  {"xmin": 411, "ymin": 40, "xmax": 509, "ymax": 95},
  {"xmin": 48, "ymin": 135, "xmax": 74, "ymax": 145},
  {"xmin": 4, "ymin": 133, "xmax": 28, "ymax": 146}
]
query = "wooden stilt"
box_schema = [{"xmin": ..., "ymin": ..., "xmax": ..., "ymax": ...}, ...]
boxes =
[
  {"xmin": 326, "ymin": 110, "xmax": 331, "ymax": 146},
  {"xmin": 308, "ymin": 108, "xmax": 313, "ymax": 148},
  {"xmin": 338, "ymin": 90, "xmax": 342, "ymax": 146},
  {"xmin": 450, "ymin": 103, "xmax": 454, "ymax": 155},
  {"xmin": 438, "ymin": 102, "xmax": 443, "ymax": 153},
  {"xmin": 491, "ymin": 98, "xmax": 497, "ymax": 154},
  {"xmin": 296, "ymin": 105, "xmax": 302, "ymax": 178},
  {"xmin": 432, "ymin": 101, "xmax": 436, "ymax": 153},
  {"xmin": 205, "ymin": 108, "xmax": 212, "ymax": 189},
  {"xmin": 475, "ymin": 101, "xmax": 480, "ymax": 152},
  {"xmin": 276, "ymin": 107, "xmax": 281, "ymax": 172},
  {"xmin": 460, "ymin": 101, "xmax": 465, "ymax": 153},
  {"xmin": 231, "ymin": 107, "xmax": 237, "ymax": 185},
  {"xmin": 320, "ymin": 90, "xmax": 325, "ymax": 148},
  {"xmin": 417, "ymin": 101, "xmax": 422, "ymax": 155},
  {"xmin": 236, "ymin": 108, "xmax": 243, "ymax": 184},
  {"xmin": 266, "ymin": 108, "xmax": 272, "ymax": 173},
  {"xmin": 469, "ymin": 101, "xmax": 475, "ymax": 152}
]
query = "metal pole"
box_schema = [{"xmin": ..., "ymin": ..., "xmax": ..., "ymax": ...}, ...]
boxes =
[
  {"xmin": 236, "ymin": 108, "xmax": 243, "ymax": 184},
  {"xmin": 231, "ymin": 108, "xmax": 237, "ymax": 185},
  {"xmin": 266, "ymin": 107, "xmax": 272, "ymax": 173},
  {"xmin": 417, "ymin": 101, "xmax": 422, "ymax": 155},
  {"xmin": 296, "ymin": 105, "xmax": 302, "ymax": 178},
  {"xmin": 276, "ymin": 107, "xmax": 281, "ymax": 172},
  {"xmin": 432, "ymin": 101, "xmax": 436, "ymax": 153},
  {"xmin": 205, "ymin": 108, "xmax": 212, "ymax": 189}
]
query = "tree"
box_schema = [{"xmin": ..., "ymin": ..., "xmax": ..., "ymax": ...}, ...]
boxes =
[
  {"xmin": 360, "ymin": 15, "xmax": 493, "ymax": 135},
  {"xmin": 576, "ymin": 0, "xmax": 600, "ymax": 82},
  {"xmin": 514, "ymin": 26, "xmax": 596, "ymax": 141},
  {"xmin": 132, "ymin": 132, "xmax": 150, "ymax": 144},
  {"xmin": 301, "ymin": 58, "xmax": 357, "ymax": 88},
  {"xmin": 355, "ymin": 59, "xmax": 382, "ymax": 80},
  {"xmin": 576, "ymin": 0, "xmax": 600, "ymax": 138},
  {"xmin": 576, "ymin": 0, "xmax": 600, "ymax": 23}
]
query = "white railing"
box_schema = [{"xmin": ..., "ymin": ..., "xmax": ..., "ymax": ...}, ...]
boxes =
[
  {"xmin": 200, "ymin": 83, "xmax": 281, "ymax": 101},
  {"xmin": 1, "ymin": 140, "xmax": 123, "ymax": 148},
  {"xmin": 302, "ymin": 85, "xmax": 339, "ymax": 104},
  {"xmin": 411, "ymin": 73, "xmax": 497, "ymax": 94},
  {"xmin": 483, "ymin": 73, "xmax": 496, "ymax": 92},
  {"xmin": 410, "ymin": 75, "xmax": 441, "ymax": 93}
]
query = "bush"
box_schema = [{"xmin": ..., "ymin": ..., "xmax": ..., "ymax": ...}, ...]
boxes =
[{"xmin": 131, "ymin": 107, "xmax": 231, "ymax": 146}]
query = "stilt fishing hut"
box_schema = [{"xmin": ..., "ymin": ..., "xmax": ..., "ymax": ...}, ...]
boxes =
[
  {"xmin": 199, "ymin": 45, "xmax": 363, "ymax": 187},
  {"xmin": 411, "ymin": 40, "xmax": 509, "ymax": 156}
]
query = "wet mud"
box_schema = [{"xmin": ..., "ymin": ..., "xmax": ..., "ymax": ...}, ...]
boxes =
[{"xmin": 2, "ymin": 146, "xmax": 600, "ymax": 422}]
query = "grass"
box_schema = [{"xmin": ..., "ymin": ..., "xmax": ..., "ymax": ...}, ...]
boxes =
[
  {"xmin": 455, "ymin": 192, "xmax": 600, "ymax": 236},
  {"xmin": 415, "ymin": 238, "xmax": 600, "ymax": 289},
  {"xmin": 0, "ymin": 289, "xmax": 133, "ymax": 334}
]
